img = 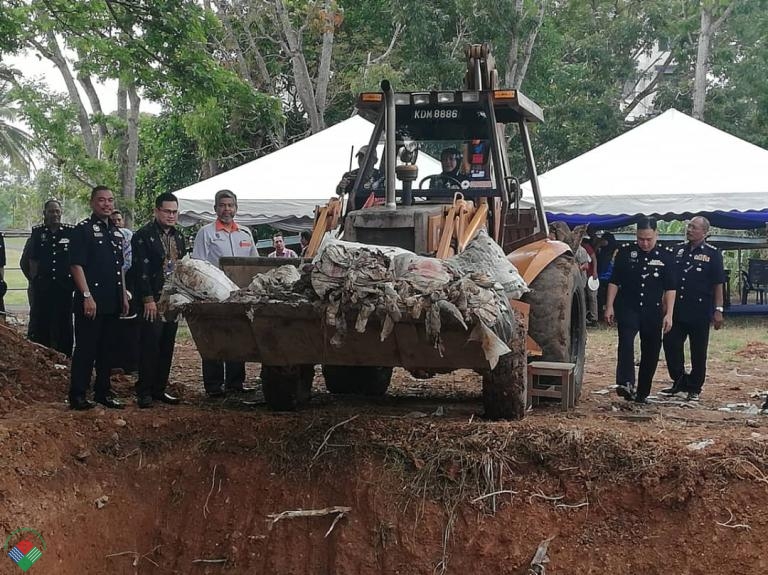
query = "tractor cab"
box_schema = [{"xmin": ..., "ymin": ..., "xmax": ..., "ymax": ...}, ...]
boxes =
[{"xmin": 343, "ymin": 84, "xmax": 549, "ymax": 255}]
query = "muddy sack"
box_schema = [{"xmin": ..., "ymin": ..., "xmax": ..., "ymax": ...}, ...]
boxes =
[{"xmin": 163, "ymin": 255, "xmax": 239, "ymax": 303}]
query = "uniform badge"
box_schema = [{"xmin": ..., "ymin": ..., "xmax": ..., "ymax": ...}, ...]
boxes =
[
  {"xmin": 93, "ymin": 224, "xmax": 101, "ymax": 231},
  {"xmin": 630, "ymin": 251, "xmax": 637, "ymax": 259},
  {"xmin": 59, "ymin": 238, "xmax": 69, "ymax": 244},
  {"xmin": 693, "ymin": 254, "xmax": 710, "ymax": 262},
  {"xmin": 677, "ymin": 248, "xmax": 685, "ymax": 256}
]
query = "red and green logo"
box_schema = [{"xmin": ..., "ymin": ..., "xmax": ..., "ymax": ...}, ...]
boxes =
[{"xmin": 4, "ymin": 528, "xmax": 46, "ymax": 572}]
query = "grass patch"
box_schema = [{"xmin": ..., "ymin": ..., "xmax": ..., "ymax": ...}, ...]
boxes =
[
  {"xmin": 2, "ymin": 236, "xmax": 30, "ymax": 307},
  {"xmin": 587, "ymin": 317, "xmax": 768, "ymax": 365}
]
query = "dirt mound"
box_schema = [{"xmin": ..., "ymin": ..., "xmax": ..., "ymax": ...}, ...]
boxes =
[
  {"xmin": 736, "ymin": 341, "xmax": 768, "ymax": 360},
  {"xmin": 0, "ymin": 324, "xmax": 69, "ymax": 413}
]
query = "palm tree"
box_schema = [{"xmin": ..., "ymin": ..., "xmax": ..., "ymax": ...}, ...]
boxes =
[{"xmin": 0, "ymin": 81, "xmax": 35, "ymax": 175}]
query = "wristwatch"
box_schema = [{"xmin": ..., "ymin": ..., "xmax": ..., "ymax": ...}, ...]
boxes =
[
  {"xmin": 82, "ymin": 291, "xmax": 92, "ymax": 298},
  {"xmin": 714, "ymin": 306, "xmax": 724, "ymax": 312}
]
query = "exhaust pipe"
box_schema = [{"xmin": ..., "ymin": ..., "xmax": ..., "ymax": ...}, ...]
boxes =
[{"xmin": 381, "ymin": 80, "xmax": 396, "ymax": 209}]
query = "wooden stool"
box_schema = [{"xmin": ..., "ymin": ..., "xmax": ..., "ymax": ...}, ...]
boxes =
[{"xmin": 527, "ymin": 361, "xmax": 577, "ymax": 411}]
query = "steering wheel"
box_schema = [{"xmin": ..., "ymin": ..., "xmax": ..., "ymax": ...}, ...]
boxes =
[{"xmin": 418, "ymin": 174, "xmax": 464, "ymax": 190}]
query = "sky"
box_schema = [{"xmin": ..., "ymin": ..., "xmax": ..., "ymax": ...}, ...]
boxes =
[{"xmin": 4, "ymin": 49, "xmax": 162, "ymax": 117}]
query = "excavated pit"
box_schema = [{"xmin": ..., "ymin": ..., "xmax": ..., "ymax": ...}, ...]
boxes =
[{"xmin": 2, "ymin": 324, "xmax": 768, "ymax": 574}]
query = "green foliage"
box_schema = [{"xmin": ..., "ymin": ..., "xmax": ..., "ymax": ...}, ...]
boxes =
[{"xmin": 135, "ymin": 111, "xmax": 198, "ymax": 223}]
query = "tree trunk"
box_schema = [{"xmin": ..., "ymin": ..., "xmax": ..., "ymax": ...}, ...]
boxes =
[
  {"xmin": 505, "ymin": 1, "xmax": 546, "ymax": 89},
  {"xmin": 274, "ymin": 0, "xmax": 324, "ymax": 133},
  {"xmin": 692, "ymin": 8, "xmax": 712, "ymax": 120},
  {"xmin": 693, "ymin": 2, "xmax": 735, "ymax": 121},
  {"xmin": 33, "ymin": 33, "xmax": 97, "ymax": 158},
  {"xmin": 124, "ymin": 83, "xmax": 140, "ymax": 225},
  {"xmin": 77, "ymin": 71, "xmax": 109, "ymax": 149},
  {"xmin": 314, "ymin": 0, "xmax": 335, "ymax": 120}
]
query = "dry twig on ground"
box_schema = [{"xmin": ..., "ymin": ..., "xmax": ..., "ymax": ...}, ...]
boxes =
[
  {"xmin": 203, "ymin": 464, "xmax": 217, "ymax": 518},
  {"xmin": 105, "ymin": 545, "xmax": 161, "ymax": 567},
  {"xmin": 267, "ymin": 506, "xmax": 352, "ymax": 536},
  {"xmin": 313, "ymin": 415, "xmax": 359, "ymax": 460},
  {"xmin": 715, "ymin": 509, "xmax": 751, "ymax": 530}
]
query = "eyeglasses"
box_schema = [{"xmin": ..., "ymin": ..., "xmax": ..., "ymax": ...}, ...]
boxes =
[{"xmin": 157, "ymin": 208, "xmax": 179, "ymax": 215}]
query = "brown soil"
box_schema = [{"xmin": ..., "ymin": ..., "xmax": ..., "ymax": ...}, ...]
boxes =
[{"xmin": 2, "ymin": 323, "xmax": 768, "ymax": 574}]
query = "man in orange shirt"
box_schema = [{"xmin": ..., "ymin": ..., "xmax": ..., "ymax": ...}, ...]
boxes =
[{"xmin": 191, "ymin": 189, "xmax": 257, "ymax": 396}]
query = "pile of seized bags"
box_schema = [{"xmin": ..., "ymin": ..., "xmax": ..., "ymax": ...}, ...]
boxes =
[{"xmin": 164, "ymin": 230, "xmax": 528, "ymax": 368}]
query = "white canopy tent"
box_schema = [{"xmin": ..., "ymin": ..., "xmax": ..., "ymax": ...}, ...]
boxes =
[
  {"xmin": 176, "ymin": 115, "xmax": 442, "ymax": 230},
  {"xmin": 522, "ymin": 109, "xmax": 768, "ymax": 229}
]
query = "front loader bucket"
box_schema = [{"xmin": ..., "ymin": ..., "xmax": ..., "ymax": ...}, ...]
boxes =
[{"xmin": 184, "ymin": 300, "xmax": 506, "ymax": 372}]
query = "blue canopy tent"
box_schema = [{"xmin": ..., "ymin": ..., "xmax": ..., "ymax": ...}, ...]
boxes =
[{"xmin": 522, "ymin": 109, "xmax": 768, "ymax": 230}]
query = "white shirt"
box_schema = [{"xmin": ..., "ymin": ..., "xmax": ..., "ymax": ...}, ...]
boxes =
[{"xmin": 192, "ymin": 221, "xmax": 257, "ymax": 268}]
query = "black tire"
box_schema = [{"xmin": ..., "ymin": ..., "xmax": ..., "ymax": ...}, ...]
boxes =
[
  {"xmin": 523, "ymin": 254, "xmax": 587, "ymax": 401},
  {"xmin": 481, "ymin": 315, "xmax": 528, "ymax": 420},
  {"xmin": 321, "ymin": 365, "xmax": 393, "ymax": 396},
  {"xmin": 261, "ymin": 364, "xmax": 314, "ymax": 411}
]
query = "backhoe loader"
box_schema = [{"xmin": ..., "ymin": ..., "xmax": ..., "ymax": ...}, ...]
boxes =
[{"xmin": 183, "ymin": 44, "xmax": 586, "ymax": 419}]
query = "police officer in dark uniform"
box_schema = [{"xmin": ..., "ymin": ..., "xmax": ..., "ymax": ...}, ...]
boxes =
[
  {"xmin": 604, "ymin": 217, "xmax": 677, "ymax": 403},
  {"xmin": 23, "ymin": 199, "xmax": 75, "ymax": 356},
  {"xmin": 661, "ymin": 216, "xmax": 725, "ymax": 401},
  {"xmin": 131, "ymin": 192, "xmax": 187, "ymax": 408},
  {"xmin": 337, "ymin": 145, "xmax": 383, "ymax": 210},
  {"xmin": 68, "ymin": 185, "xmax": 129, "ymax": 410}
]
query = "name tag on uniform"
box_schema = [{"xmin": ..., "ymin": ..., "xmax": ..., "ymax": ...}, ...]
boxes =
[
  {"xmin": 94, "ymin": 232, "xmax": 104, "ymax": 237},
  {"xmin": 649, "ymin": 259, "xmax": 664, "ymax": 266},
  {"xmin": 239, "ymin": 240, "xmax": 252, "ymax": 248},
  {"xmin": 59, "ymin": 238, "xmax": 69, "ymax": 244},
  {"xmin": 693, "ymin": 254, "xmax": 710, "ymax": 262}
]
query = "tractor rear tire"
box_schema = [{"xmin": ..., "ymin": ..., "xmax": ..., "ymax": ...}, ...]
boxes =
[
  {"xmin": 523, "ymin": 254, "xmax": 587, "ymax": 400},
  {"xmin": 261, "ymin": 364, "xmax": 314, "ymax": 411},
  {"xmin": 322, "ymin": 365, "xmax": 393, "ymax": 396}
]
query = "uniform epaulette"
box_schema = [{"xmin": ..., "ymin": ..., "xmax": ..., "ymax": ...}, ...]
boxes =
[
  {"xmin": 62, "ymin": 222, "xmax": 75, "ymax": 229},
  {"xmin": 704, "ymin": 242, "xmax": 718, "ymax": 250},
  {"xmin": 77, "ymin": 218, "xmax": 90, "ymax": 226},
  {"xmin": 32, "ymin": 223, "xmax": 43, "ymax": 230},
  {"xmin": 620, "ymin": 242, "xmax": 630, "ymax": 248}
]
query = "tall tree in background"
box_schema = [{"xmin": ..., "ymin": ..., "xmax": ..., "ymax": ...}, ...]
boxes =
[{"xmin": 692, "ymin": 0, "xmax": 736, "ymax": 119}]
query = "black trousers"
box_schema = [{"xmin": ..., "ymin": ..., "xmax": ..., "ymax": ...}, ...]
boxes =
[
  {"xmin": 69, "ymin": 312, "xmax": 118, "ymax": 401},
  {"xmin": 663, "ymin": 316, "xmax": 711, "ymax": 393},
  {"xmin": 136, "ymin": 318, "xmax": 178, "ymax": 399},
  {"xmin": 616, "ymin": 307, "xmax": 663, "ymax": 399},
  {"xmin": 110, "ymin": 316, "xmax": 140, "ymax": 373},
  {"xmin": 30, "ymin": 281, "xmax": 74, "ymax": 357},
  {"xmin": 202, "ymin": 360, "xmax": 245, "ymax": 392}
]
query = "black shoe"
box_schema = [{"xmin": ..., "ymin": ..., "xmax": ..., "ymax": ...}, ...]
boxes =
[
  {"xmin": 660, "ymin": 385, "xmax": 684, "ymax": 396},
  {"xmin": 153, "ymin": 392, "xmax": 180, "ymax": 405},
  {"xmin": 762, "ymin": 399, "xmax": 768, "ymax": 412},
  {"xmin": 70, "ymin": 397, "xmax": 95, "ymax": 411},
  {"xmin": 616, "ymin": 383, "xmax": 635, "ymax": 401},
  {"xmin": 686, "ymin": 392, "xmax": 700, "ymax": 402},
  {"xmin": 137, "ymin": 396, "xmax": 154, "ymax": 408},
  {"xmin": 225, "ymin": 384, "xmax": 253, "ymax": 393},
  {"xmin": 94, "ymin": 395, "xmax": 124, "ymax": 409},
  {"xmin": 634, "ymin": 396, "xmax": 649, "ymax": 404},
  {"xmin": 206, "ymin": 388, "xmax": 225, "ymax": 398}
]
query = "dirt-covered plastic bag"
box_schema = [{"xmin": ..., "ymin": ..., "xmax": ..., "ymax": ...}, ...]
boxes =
[{"xmin": 161, "ymin": 255, "xmax": 239, "ymax": 305}]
